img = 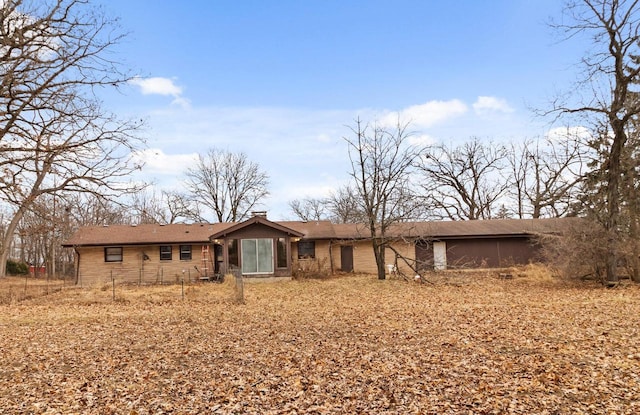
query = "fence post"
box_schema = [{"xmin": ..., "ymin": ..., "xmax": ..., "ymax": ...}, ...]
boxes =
[{"xmin": 234, "ymin": 269, "xmax": 244, "ymax": 304}]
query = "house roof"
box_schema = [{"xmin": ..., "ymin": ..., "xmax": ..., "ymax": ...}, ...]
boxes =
[
  {"xmin": 62, "ymin": 223, "xmax": 232, "ymax": 247},
  {"xmin": 282, "ymin": 217, "xmax": 574, "ymax": 240},
  {"xmin": 209, "ymin": 216, "xmax": 304, "ymax": 239},
  {"xmin": 62, "ymin": 217, "xmax": 577, "ymax": 247},
  {"xmin": 387, "ymin": 217, "xmax": 576, "ymax": 240}
]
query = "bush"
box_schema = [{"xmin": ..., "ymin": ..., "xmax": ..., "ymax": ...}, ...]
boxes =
[
  {"xmin": 538, "ymin": 218, "xmax": 611, "ymax": 282},
  {"xmin": 7, "ymin": 259, "xmax": 29, "ymax": 276},
  {"xmin": 292, "ymin": 257, "xmax": 331, "ymax": 279}
]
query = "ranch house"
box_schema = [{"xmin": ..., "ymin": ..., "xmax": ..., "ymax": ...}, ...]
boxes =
[{"xmin": 61, "ymin": 213, "xmax": 571, "ymax": 285}]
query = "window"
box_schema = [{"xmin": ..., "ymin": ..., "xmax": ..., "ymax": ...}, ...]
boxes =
[
  {"xmin": 228, "ymin": 239, "xmax": 239, "ymax": 268},
  {"xmin": 276, "ymin": 237, "xmax": 287, "ymax": 268},
  {"xmin": 241, "ymin": 238, "xmax": 273, "ymax": 274},
  {"xmin": 297, "ymin": 240, "xmax": 315, "ymax": 259},
  {"xmin": 179, "ymin": 245, "xmax": 192, "ymax": 261},
  {"xmin": 159, "ymin": 245, "xmax": 172, "ymax": 261},
  {"xmin": 104, "ymin": 247, "xmax": 123, "ymax": 262}
]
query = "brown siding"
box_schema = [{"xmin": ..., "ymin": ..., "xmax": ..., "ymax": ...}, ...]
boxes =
[
  {"xmin": 445, "ymin": 237, "xmax": 538, "ymax": 268},
  {"xmin": 77, "ymin": 244, "xmax": 210, "ymax": 286},
  {"xmin": 415, "ymin": 241, "xmax": 435, "ymax": 271},
  {"xmin": 225, "ymin": 223, "xmax": 291, "ymax": 239}
]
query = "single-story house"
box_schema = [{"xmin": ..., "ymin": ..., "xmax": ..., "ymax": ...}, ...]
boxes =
[{"xmin": 61, "ymin": 212, "xmax": 572, "ymax": 285}]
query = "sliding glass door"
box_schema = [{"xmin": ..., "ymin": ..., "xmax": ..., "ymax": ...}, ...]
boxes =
[{"xmin": 241, "ymin": 238, "xmax": 274, "ymax": 274}]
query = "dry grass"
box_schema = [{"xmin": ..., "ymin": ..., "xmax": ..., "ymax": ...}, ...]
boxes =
[
  {"xmin": 0, "ymin": 276, "xmax": 69, "ymax": 304},
  {"xmin": 1, "ymin": 270, "xmax": 639, "ymax": 414}
]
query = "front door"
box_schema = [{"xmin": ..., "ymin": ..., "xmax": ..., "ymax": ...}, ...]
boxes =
[
  {"xmin": 433, "ymin": 241, "xmax": 447, "ymax": 271},
  {"xmin": 341, "ymin": 245, "xmax": 354, "ymax": 272}
]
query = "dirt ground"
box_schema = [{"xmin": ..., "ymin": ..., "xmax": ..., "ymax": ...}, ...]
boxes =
[{"xmin": 0, "ymin": 270, "xmax": 639, "ymax": 414}]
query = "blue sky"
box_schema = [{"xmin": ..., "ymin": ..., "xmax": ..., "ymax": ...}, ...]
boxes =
[{"xmin": 100, "ymin": 0, "xmax": 588, "ymax": 220}]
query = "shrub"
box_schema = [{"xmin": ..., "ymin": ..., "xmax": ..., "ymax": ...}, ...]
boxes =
[
  {"xmin": 537, "ymin": 218, "xmax": 610, "ymax": 281},
  {"xmin": 7, "ymin": 260, "xmax": 29, "ymax": 276},
  {"xmin": 292, "ymin": 257, "xmax": 331, "ymax": 279}
]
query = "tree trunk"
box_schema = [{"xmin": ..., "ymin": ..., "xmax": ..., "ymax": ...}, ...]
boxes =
[
  {"xmin": 0, "ymin": 205, "xmax": 29, "ymax": 278},
  {"xmin": 605, "ymin": 124, "xmax": 626, "ymax": 285},
  {"xmin": 627, "ymin": 184, "xmax": 640, "ymax": 282},
  {"xmin": 372, "ymin": 239, "xmax": 386, "ymax": 280}
]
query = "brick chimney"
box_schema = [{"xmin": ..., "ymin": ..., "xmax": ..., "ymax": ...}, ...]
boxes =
[{"xmin": 251, "ymin": 211, "xmax": 267, "ymax": 218}]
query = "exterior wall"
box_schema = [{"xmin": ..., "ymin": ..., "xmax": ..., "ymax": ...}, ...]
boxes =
[
  {"xmin": 386, "ymin": 240, "xmax": 416, "ymax": 276},
  {"xmin": 415, "ymin": 237, "xmax": 540, "ymax": 270},
  {"xmin": 291, "ymin": 240, "xmax": 333, "ymax": 275},
  {"xmin": 74, "ymin": 235, "xmax": 542, "ymax": 284},
  {"xmin": 445, "ymin": 237, "xmax": 538, "ymax": 268},
  {"xmin": 332, "ymin": 241, "xmax": 415, "ymax": 274},
  {"xmin": 218, "ymin": 223, "xmax": 296, "ymax": 278},
  {"xmin": 225, "ymin": 223, "xmax": 285, "ymax": 239},
  {"xmin": 76, "ymin": 244, "xmax": 210, "ymax": 286}
]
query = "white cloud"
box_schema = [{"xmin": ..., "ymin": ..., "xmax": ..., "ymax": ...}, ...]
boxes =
[
  {"xmin": 132, "ymin": 148, "xmax": 198, "ymax": 177},
  {"xmin": 380, "ymin": 100, "xmax": 468, "ymax": 129},
  {"xmin": 170, "ymin": 96, "xmax": 191, "ymax": 109},
  {"xmin": 130, "ymin": 76, "xmax": 191, "ymax": 109},
  {"xmin": 408, "ymin": 133, "xmax": 436, "ymax": 146},
  {"xmin": 130, "ymin": 77, "xmax": 183, "ymax": 96},
  {"xmin": 473, "ymin": 96, "xmax": 515, "ymax": 115},
  {"xmin": 545, "ymin": 126, "xmax": 592, "ymax": 142}
]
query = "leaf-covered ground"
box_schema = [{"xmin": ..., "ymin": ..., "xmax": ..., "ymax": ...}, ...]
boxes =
[{"xmin": 1, "ymin": 272, "xmax": 639, "ymax": 414}]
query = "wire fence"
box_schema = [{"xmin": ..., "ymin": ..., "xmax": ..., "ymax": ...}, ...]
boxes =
[{"xmin": 0, "ymin": 276, "xmax": 72, "ymax": 304}]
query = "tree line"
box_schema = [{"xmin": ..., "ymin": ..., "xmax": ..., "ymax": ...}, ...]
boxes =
[{"xmin": 289, "ymin": 133, "xmax": 587, "ymax": 223}]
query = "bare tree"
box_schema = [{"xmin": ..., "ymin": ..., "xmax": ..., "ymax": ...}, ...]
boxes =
[
  {"xmin": 578, "ymin": 115, "xmax": 640, "ymax": 282},
  {"xmin": 16, "ymin": 192, "xmax": 129, "ymax": 280},
  {"xmin": 288, "ymin": 197, "xmax": 328, "ymax": 221},
  {"xmin": 184, "ymin": 148, "xmax": 269, "ymax": 222},
  {"xmin": 16, "ymin": 194, "xmax": 72, "ymax": 279},
  {"xmin": 417, "ymin": 138, "xmax": 509, "ymax": 220},
  {"xmin": 129, "ymin": 190, "xmax": 165, "ymax": 225},
  {"xmin": 161, "ymin": 190, "xmax": 197, "ymax": 224},
  {"xmin": 326, "ymin": 184, "xmax": 368, "ymax": 223},
  {"xmin": 507, "ymin": 135, "xmax": 586, "ymax": 218},
  {"xmin": 621, "ymin": 117, "xmax": 640, "ymax": 282},
  {"xmin": 549, "ymin": 0, "xmax": 640, "ymax": 284},
  {"xmin": 128, "ymin": 189, "xmax": 194, "ymax": 225},
  {"xmin": 345, "ymin": 117, "xmax": 422, "ymax": 280},
  {"xmin": 64, "ymin": 193, "xmax": 130, "ymax": 227},
  {"xmin": 0, "ymin": 0, "xmax": 145, "ymax": 277},
  {"xmin": 288, "ymin": 186, "xmax": 376, "ymax": 223}
]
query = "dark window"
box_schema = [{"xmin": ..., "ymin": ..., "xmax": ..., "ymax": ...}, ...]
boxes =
[
  {"xmin": 297, "ymin": 240, "xmax": 315, "ymax": 259},
  {"xmin": 104, "ymin": 247, "xmax": 123, "ymax": 262},
  {"xmin": 179, "ymin": 245, "xmax": 192, "ymax": 260},
  {"xmin": 228, "ymin": 239, "xmax": 239, "ymax": 268},
  {"xmin": 277, "ymin": 237, "xmax": 287, "ymax": 268},
  {"xmin": 159, "ymin": 245, "xmax": 172, "ymax": 261}
]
